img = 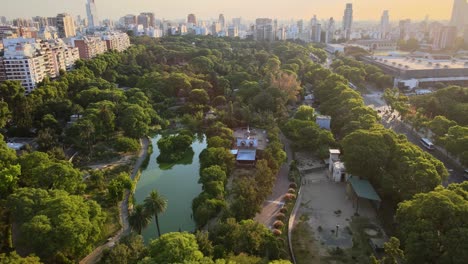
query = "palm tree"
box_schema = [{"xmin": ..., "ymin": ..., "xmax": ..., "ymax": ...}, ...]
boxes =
[
  {"xmin": 128, "ymin": 204, "xmax": 151, "ymax": 235},
  {"xmin": 143, "ymin": 190, "xmax": 167, "ymax": 237}
]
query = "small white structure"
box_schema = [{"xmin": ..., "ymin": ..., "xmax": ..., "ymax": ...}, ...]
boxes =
[
  {"xmin": 328, "ymin": 149, "xmax": 341, "ymax": 172},
  {"xmin": 328, "ymin": 149, "xmax": 348, "ymax": 182},
  {"xmin": 331, "ymin": 161, "xmax": 348, "ymax": 182}
]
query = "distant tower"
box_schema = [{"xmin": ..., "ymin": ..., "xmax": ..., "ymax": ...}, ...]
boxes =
[
  {"xmin": 86, "ymin": 0, "xmax": 99, "ymax": 28},
  {"xmin": 325, "ymin": 17, "xmax": 335, "ymax": 43},
  {"xmin": 342, "ymin": 3, "xmax": 353, "ymax": 40},
  {"xmin": 56, "ymin": 13, "xmax": 76, "ymax": 38},
  {"xmin": 380, "ymin": 10, "xmax": 390, "ymax": 39},
  {"xmin": 187, "ymin": 14, "xmax": 197, "ymax": 25},
  {"xmin": 450, "ymin": 0, "xmax": 468, "ymax": 30},
  {"xmin": 219, "ymin": 14, "xmax": 225, "ymax": 30}
]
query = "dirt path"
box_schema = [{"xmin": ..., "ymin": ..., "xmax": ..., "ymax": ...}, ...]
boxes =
[
  {"xmin": 254, "ymin": 133, "xmax": 293, "ymax": 228},
  {"xmin": 80, "ymin": 137, "xmax": 151, "ymax": 264}
]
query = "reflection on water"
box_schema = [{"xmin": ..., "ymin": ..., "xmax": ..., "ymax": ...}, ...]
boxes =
[{"xmin": 134, "ymin": 134, "xmax": 206, "ymax": 243}]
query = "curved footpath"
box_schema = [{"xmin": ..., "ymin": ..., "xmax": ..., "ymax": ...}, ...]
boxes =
[{"xmin": 80, "ymin": 137, "xmax": 151, "ymax": 264}]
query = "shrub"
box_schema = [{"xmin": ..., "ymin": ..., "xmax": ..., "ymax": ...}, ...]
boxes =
[
  {"xmin": 284, "ymin": 193, "xmax": 296, "ymax": 202},
  {"xmin": 288, "ymin": 188, "xmax": 296, "ymax": 194},
  {"xmin": 273, "ymin": 220, "xmax": 285, "ymax": 229},
  {"xmin": 289, "ymin": 182, "xmax": 297, "ymax": 189},
  {"xmin": 272, "ymin": 229, "xmax": 282, "ymax": 236},
  {"xmin": 114, "ymin": 137, "xmax": 140, "ymax": 153},
  {"xmin": 276, "ymin": 213, "xmax": 286, "ymax": 221},
  {"xmin": 280, "ymin": 207, "xmax": 288, "ymax": 214}
]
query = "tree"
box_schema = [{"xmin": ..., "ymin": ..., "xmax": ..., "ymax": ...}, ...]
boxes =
[
  {"xmin": 191, "ymin": 56, "xmax": 215, "ymax": 74},
  {"xmin": 199, "ymin": 166, "xmax": 227, "ymax": 186},
  {"xmin": 118, "ymin": 105, "xmax": 151, "ymax": 138},
  {"xmin": 428, "ymin": 116, "xmax": 457, "ymax": 139},
  {"xmin": 100, "ymin": 234, "xmax": 146, "ymax": 264},
  {"xmin": 7, "ymin": 188, "xmax": 106, "ymax": 262},
  {"xmin": 188, "ymin": 89, "xmax": 210, "ymax": 106},
  {"xmin": 143, "ymin": 190, "xmax": 167, "ymax": 238},
  {"xmin": 396, "ymin": 182, "xmax": 468, "ymax": 264},
  {"xmin": 199, "ymin": 148, "xmax": 235, "ymax": 174},
  {"xmin": 0, "ymin": 251, "xmax": 42, "ymax": 264},
  {"xmin": 0, "ymin": 135, "xmax": 20, "ymax": 199},
  {"xmin": 19, "ymin": 152, "xmax": 85, "ymax": 194},
  {"xmin": 129, "ymin": 204, "xmax": 151, "ymax": 235},
  {"xmin": 0, "ymin": 101, "xmax": 11, "ymax": 129},
  {"xmin": 108, "ymin": 173, "xmax": 133, "ymax": 204},
  {"xmin": 146, "ymin": 232, "xmax": 204, "ymax": 263},
  {"xmin": 195, "ymin": 231, "xmax": 214, "ymax": 258},
  {"xmin": 294, "ymin": 105, "xmax": 315, "ymax": 121}
]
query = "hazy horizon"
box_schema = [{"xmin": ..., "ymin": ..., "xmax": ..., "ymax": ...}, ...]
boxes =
[{"xmin": 1, "ymin": 0, "xmax": 453, "ymax": 22}]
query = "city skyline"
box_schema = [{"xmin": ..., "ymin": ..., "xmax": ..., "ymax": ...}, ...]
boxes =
[{"xmin": 1, "ymin": 0, "xmax": 453, "ymax": 21}]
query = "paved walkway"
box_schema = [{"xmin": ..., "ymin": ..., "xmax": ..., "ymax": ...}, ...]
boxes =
[
  {"xmin": 80, "ymin": 137, "xmax": 151, "ymax": 264},
  {"xmin": 254, "ymin": 134, "xmax": 293, "ymax": 228}
]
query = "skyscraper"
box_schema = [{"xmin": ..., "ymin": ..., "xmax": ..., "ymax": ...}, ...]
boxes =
[
  {"xmin": 325, "ymin": 17, "xmax": 335, "ymax": 43},
  {"xmin": 380, "ymin": 10, "xmax": 390, "ymax": 39},
  {"xmin": 86, "ymin": 0, "xmax": 99, "ymax": 28},
  {"xmin": 187, "ymin": 14, "xmax": 197, "ymax": 25},
  {"xmin": 219, "ymin": 14, "xmax": 225, "ymax": 30},
  {"xmin": 141, "ymin": 12, "xmax": 156, "ymax": 27},
  {"xmin": 342, "ymin": 3, "xmax": 353, "ymax": 40},
  {"xmin": 56, "ymin": 13, "xmax": 76, "ymax": 38},
  {"xmin": 450, "ymin": 0, "xmax": 468, "ymax": 30},
  {"xmin": 138, "ymin": 13, "xmax": 150, "ymax": 28}
]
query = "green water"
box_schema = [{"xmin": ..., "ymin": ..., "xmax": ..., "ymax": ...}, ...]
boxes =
[{"xmin": 134, "ymin": 134, "xmax": 206, "ymax": 243}]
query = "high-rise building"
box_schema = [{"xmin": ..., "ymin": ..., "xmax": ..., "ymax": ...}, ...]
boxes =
[
  {"xmin": 255, "ymin": 18, "xmax": 274, "ymax": 41},
  {"xmin": 325, "ymin": 17, "xmax": 335, "ymax": 43},
  {"xmin": 450, "ymin": 0, "xmax": 468, "ymax": 30},
  {"xmin": 72, "ymin": 36, "xmax": 107, "ymax": 59},
  {"xmin": 187, "ymin": 14, "xmax": 197, "ymax": 25},
  {"xmin": 56, "ymin": 13, "xmax": 76, "ymax": 38},
  {"xmin": 219, "ymin": 14, "xmax": 225, "ymax": 30},
  {"xmin": 101, "ymin": 32, "xmax": 131, "ymax": 52},
  {"xmin": 380, "ymin": 10, "xmax": 390, "ymax": 39},
  {"xmin": 86, "ymin": 0, "xmax": 99, "ymax": 28},
  {"xmin": 123, "ymin": 15, "xmax": 137, "ymax": 26},
  {"xmin": 1, "ymin": 38, "xmax": 47, "ymax": 93},
  {"xmin": 137, "ymin": 13, "xmax": 150, "ymax": 28},
  {"xmin": 228, "ymin": 26, "xmax": 239, "ymax": 38},
  {"xmin": 0, "ymin": 16, "xmax": 7, "ymax": 25},
  {"xmin": 432, "ymin": 26, "xmax": 457, "ymax": 50},
  {"xmin": 211, "ymin": 22, "xmax": 221, "ymax": 36},
  {"xmin": 342, "ymin": 3, "xmax": 353, "ymax": 39},
  {"xmin": 32, "ymin": 16, "xmax": 48, "ymax": 28},
  {"xmin": 311, "ymin": 23, "xmax": 321, "ymax": 43},
  {"xmin": 399, "ymin": 19, "xmax": 411, "ymax": 40},
  {"xmin": 13, "ymin": 18, "xmax": 31, "ymax": 27},
  {"xmin": 141, "ymin": 12, "xmax": 155, "ymax": 27},
  {"xmin": 47, "ymin": 17, "xmax": 57, "ymax": 27}
]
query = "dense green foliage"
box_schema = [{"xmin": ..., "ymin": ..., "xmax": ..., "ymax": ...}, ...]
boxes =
[
  {"xmin": 331, "ymin": 56, "xmax": 393, "ymax": 89},
  {"xmin": 396, "ymin": 182, "xmax": 468, "ymax": 264},
  {"xmin": 157, "ymin": 133, "xmax": 194, "ymax": 163},
  {"xmin": 8, "ymin": 188, "xmax": 106, "ymax": 262},
  {"xmin": 411, "ymin": 86, "xmax": 468, "ymax": 125}
]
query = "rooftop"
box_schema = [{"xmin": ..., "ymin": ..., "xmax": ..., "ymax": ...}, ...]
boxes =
[
  {"xmin": 348, "ymin": 176, "xmax": 381, "ymax": 202},
  {"xmin": 368, "ymin": 56, "xmax": 468, "ymax": 71},
  {"xmin": 236, "ymin": 149, "xmax": 256, "ymax": 161}
]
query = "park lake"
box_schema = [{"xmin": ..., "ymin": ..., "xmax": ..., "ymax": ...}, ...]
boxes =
[{"xmin": 134, "ymin": 134, "xmax": 206, "ymax": 243}]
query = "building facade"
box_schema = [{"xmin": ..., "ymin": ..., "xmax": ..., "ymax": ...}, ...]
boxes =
[
  {"xmin": 56, "ymin": 13, "xmax": 76, "ymax": 38},
  {"xmin": 342, "ymin": 3, "xmax": 353, "ymax": 40},
  {"xmin": 101, "ymin": 32, "xmax": 131, "ymax": 52},
  {"xmin": 72, "ymin": 36, "xmax": 107, "ymax": 59}
]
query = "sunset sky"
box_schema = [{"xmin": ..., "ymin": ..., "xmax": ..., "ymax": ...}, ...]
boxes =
[{"xmin": 2, "ymin": 0, "xmax": 454, "ymax": 21}]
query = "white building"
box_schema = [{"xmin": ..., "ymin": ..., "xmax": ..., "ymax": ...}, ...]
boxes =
[
  {"xmin": 328, "ymin": 149, "xmax": 348, "ymax": 182},
  {"xmin": 2, "ymin": 38, "xmax": 47, "ymax": 93},
  {"xmin": 380, "ymin": 10, "xmax": 390, "ymax": 39},
  {"xmin": 101, "ymin": 32, "xmax": 130, "ymax": 52}
]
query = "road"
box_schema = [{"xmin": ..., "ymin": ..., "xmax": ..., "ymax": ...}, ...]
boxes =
[
  {"xmin": 80, "ymin": 137, "xmax": 151, "ymax": 264},
  {"xmin": 361, "ymin": 87, "xmax": 465, "ymax": 185},
  {"xmin": 254, "ymin": 134, "xmax": 293, "ymax": 228}
]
